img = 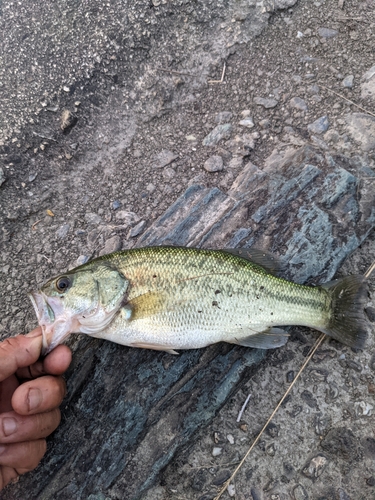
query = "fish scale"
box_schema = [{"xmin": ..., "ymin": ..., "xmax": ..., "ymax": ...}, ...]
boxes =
[{"xmin": 30, "ymin": 246, "xmax": 368, "ymax": 354}]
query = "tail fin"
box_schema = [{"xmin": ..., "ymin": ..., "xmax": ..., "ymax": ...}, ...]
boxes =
[{"xmin": 322, "ymin": 275, "xmax": 368, "ymax": 349}]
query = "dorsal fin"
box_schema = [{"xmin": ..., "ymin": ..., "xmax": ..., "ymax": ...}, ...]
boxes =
[{"xmin": 223, "ymin": 248, "xmax": 283, "ymax": 275}]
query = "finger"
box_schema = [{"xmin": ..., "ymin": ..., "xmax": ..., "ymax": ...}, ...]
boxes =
[
  {"xmin": 0, "ymin": 440, "xmax": 46, "ymax": 471},
  {"xmin": 0, "ymin": 375, "xmax": 19, "ymax": 413},
  {"xmin": 0, "ymin": 409, "xmax": 61, "ymax": 444},
  {"xmin": 0, "ymin": 333, "xmax": 42, "ymax": 383},
  {"xmin": 16, "ymin": 345, "xmax": 72, "ymax": 379},
  {"xmin": 11, "ymin": 376, "xmax": 66, "ymax": 416},
  {"xmin": 0, "ymin": 465, "xmax": 19, "ymax": 490}
]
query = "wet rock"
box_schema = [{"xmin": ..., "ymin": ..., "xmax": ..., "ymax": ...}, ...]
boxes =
[
  {"xmin": 290, "ymin": 97, "xmax": 308, "ymax": 111},
  {"xmin": 308, "ymin": 116, "xmax": 329, "ymax": 134},
  {"xmin": 153, "ymin": 150, "xmax": 178, "ymax": 168},
  {"xmin": 318, "ymin": 27, "xmax": 338, "ymax": 39},
  {"xmin": 254, "ymin": 97, "xmax": 278, "ymax": 109},
  {"xmin": 215, "ymin": 111, "xmax": 233, "ymax": 124},
  {"xmin": 342, "ymin": 75, "xmax": 354, "ymax": 88},
  {"xmin": 345, "ymin": 113, "xmax": 375, "ymax": 151},
  {"xmin": 99, "ymin": 235, "xmax": 122, "ymax": 255},
  {"xmin": 56, "ymin": 223, "xmax": 70, "ymax": 239},
  {"xmin": 320, "ymin": 427, "xmax": 361, "ymax": 461},
  {"xmin": 204, "ymin": 155, "xmax": 224, "ymax": 172},
  {"xmin": 202, "ymin": 124, "xmax": 233, "ymax": 146},
  {"xmin": 128, "ymin": 220, "xmax": 146, "ymax": 237},
  {"xmin": 293, "ymin": 484, "xmax": 309, "ymax": 500},
  {"xmin": 302, "ymin": 454, "xmax": 328, "ymax": 479}
]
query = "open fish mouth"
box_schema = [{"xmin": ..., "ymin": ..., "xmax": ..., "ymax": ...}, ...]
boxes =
[{"xmin": 29, "ymin": 291, "xmax": 76, "ymax": 355}]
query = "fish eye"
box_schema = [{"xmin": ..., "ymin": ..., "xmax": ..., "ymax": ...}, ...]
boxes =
[{"xmin": 55, "ymin": 276, "xmax": 71, "ymax": 293}]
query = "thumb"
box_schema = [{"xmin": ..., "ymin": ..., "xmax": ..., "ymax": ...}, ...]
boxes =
[{"xmin": 0, "ymin": 330, "xmax": 43, "ymax": 382}]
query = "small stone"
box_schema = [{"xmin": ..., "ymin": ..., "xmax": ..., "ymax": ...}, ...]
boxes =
[
  {"xmin": 186, "ymin": 135, "xmax": 197, "ymax": 141},
  {"xmin": 354, "ymin": 401, "xmax": 373, "ymax": 416},
  {"xmin": 212, "ymin": 447, "xmax": 222, "ymax": 457},
  {"xmin": 146, "ymin": 183, "xmax": 156, "ymax": 193},
  {"xmin": 345, "ymin": 113, "xmax": 375, "ymax": 151},
  {"xmin": 28, "ymin": 173, "xmax": 37, "ymax": 182},
  {"xmin": 215, "ymin": 111, "xmax": 233, "ymax": 124},
  {"xmin": 227, "ymin": 484, "xmax": 235, "ymax": 497},
  {"xmin": 204, "ymin": 155, "xmax": 224, "ymax": 173},
  {"xmin": 307, "ymin": 84, "xmax": 320, "ymax": 94},
  {"xmin": 266, "ymin": 422, "xmax": 279, "ymax": 438},
  {"xmin": 308, "ymin": 116, "xmax": 329, "ymax": 134},
  {"xmin": 202, "ymin": 124, "xmax": 233, "ymax": 146},
  {"xmin": 100, "ymin": 235, "xmax": 122, "ymax": 255},
  {"xmin": 293, "ymin": 484, "xmax": 309, "ymax": 500},
  {"xmin": 115, "ymin": 211, "xmax": 140, "ymax": 226},
  {"xmin": 112, "ymin": 200, "xmax": 121, "ymax": 210},
  {"xmin": 163, "ymin": 167, "xmax": 176, "ymax": 179},
  {"xmin": 259, "ymin": 119, "xmax": 270, "ymax": 128},
  {"xmin": 228, "ymin": 157, "xmax": 243, "ymax": 169},
  {"xmin": 63, "ymin": 85, "xmax": 71, "ymax": 92},
  {"xmin": 365, "ymin": 307, "xmax": 375, "ymax": 322},
  {"xmin": 85, "ymin": 213, "xmax": 102, "ymax": 224},
  {"xmin": 324, "ymin": 129, "xmax": 340, "ymax": 144},
  {"xmin": 366, "ymin": 477, "xmax": 375, "ymax": 486},
  {"xmin": 342, "ymin": 75, "xmax": 354, "ymax": 88},
  {"xmin": 76, "ymin": 255, "xmax": 90, "ymax": 266},
  {"xmin": 153, "ymin": 150, "xmax": 178, "ymax": 169},
  {"xmin": 128, "ymin": 220, "xmax": 146, "ymax": 238},
  {"xmin": 290, "ymin": 97, "xmax": 308, "ymax": 111},
  {"xmin": 239, "ymin": 117, "xmax": 254, "ymax": 128},
  {"xmin": 318, "ymin": 27, "xmax": 338, "ymax": 39},
  {"xmin": 254, "ymin": 97, "xmax": 278, "ymax": 109},
  {"xmin": 56, "ymin": 224, "xmax": 70, "ymax": 239},
  {"xmin": 227, "ymin": 434, "xmax": 234, "ymax": 444},
  {"xmin": 302, "ymin": 454, "xmax": 328, "ymax": 478},
  {"xmin": 286, "ymin": 370, "xmax": 295, "ymax": 383},
  {"xmin": 240, "ymin": 109, "xmax": 251, "ymax": 118},
  {"xmin": 61, "ymin": 109, "xmax": 77, "ymax": 132}
]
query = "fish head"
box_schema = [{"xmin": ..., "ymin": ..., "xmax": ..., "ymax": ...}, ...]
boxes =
[{"xmin": 29, "ymin": 262, "xmax": 129, "ymax": 354}]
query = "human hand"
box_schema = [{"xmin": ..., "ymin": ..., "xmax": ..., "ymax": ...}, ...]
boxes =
[{"xmin": 0, "ymin": 328, "xmax": 72, "ymax": 490}]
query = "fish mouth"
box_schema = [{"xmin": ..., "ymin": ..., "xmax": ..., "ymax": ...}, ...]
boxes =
[{"xmin": 29, "ymin": 291, "xmax": 76, "ymax": 355}]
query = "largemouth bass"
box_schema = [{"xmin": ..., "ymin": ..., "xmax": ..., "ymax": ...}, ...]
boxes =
[{"xmin": 29, "ymin": 246, "xmax": 368, "ymax": 355}]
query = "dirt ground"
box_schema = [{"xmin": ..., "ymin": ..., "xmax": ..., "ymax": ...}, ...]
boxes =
[{"xmin": 1, "ymin": 0, "xmax": 375, "ymax": 499}]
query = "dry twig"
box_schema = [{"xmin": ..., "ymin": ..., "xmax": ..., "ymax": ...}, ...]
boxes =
[
  {"xmin": 320, "ymin": 84, "xmax": 375, "ymax": 118},
  {"xmin": 208, "ymin": 63, "xmax": 226, "ymax": 84}
]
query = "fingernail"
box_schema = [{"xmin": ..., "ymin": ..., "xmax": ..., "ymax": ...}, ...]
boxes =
[
  {"xmin": 27, "ymin": 388, "xmax": 42, "ymax": 411},
  {"xmin": 26, "ymin": 328, "xmax": 42, "ymax": 338},
  {"xmin": 2, "ymin": 417, "xmax": 17, "ymax": 436}
]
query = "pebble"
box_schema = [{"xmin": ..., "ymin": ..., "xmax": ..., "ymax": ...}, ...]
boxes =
[
  {"xmin": 239, "ymin": 117, "xmax": 254, "ymax": 128},
  {"xmin": 290, "ymin": 97, "xmax": 308, "ymax": 111},
  {"xmin": 61, "ymin": 109, "xmax": 77, "ymax": 132},
  {"xmin": 163, "ymin": 167, "xmax": 176, "ymax": 179},
  {"xmin": 318, "ymin": 27, "xmax": 338, "ymax": 39},
  {"xmin": 342, "ymin": 75, "xmax": 354, "ymax": 88},
  {"xmin": 302, "ymin": 454, "xmax": 328, "ymax": 478},
  {"xmin": 215, "ymin": 111, "xmax": 233, "ymax": 124},
  {"xmin": 202, "ymin": 124, "xmax": 233, "ymax": 146},
  {"xmin": 293, "ymin": 484, "xmax": 309, "ymax": 500},
  {"xmin": 76, "ymin": 255, "xmax": 90, "ymax": 266},
  {"xmin": 228, "ymin": 157, "xmax": 243, "ymax": 169},
  {"xmin": 128, "ymin": 220, "xmax": 146, "ymax": 238},
  {"xmin": 254, "ymin": 97, "xmax": 278, "ymax": 109},
  {"xmin": 146, "ymin": 183, "xmax": 156, "ymax": 193},
  {"xmin": 361, "ymin": 65, "xmax": 375, "ymax": 100},
  {"xmin": 153, "ymin": 150, "xmax": 178, "ymax": 168},
  {"xmin": 56, "ymin": 223, "xmax": 70, "ymax": 239},
  {"xmin": 115, "ymin": 211, "xmax": 140, "ymax": 226},
  {"xmin": 227, "ymin": 484, "xmax": 235, "ymax": 497},
  {"xmin": 212, "ymin": 447, "xmax": 222, "ymax": 457},
  {"xmin": 226, "ymin": 434, "xmax": 234, "ymax": 444},
  {"xmin": 204, "ymin": 155, "xmax": 224, "ymax": 172},
  {"xmin": 112, "ymin": 200, "xmax": 121, "ymax": 210},
  {"xmin": 345, "ymin": 113, "xmax": 375, "ymax": 151},
  {"xmin": 28, "ymin": 173, "xmax": 37, "ymax": 182},
  {"xmin": 99, "ymin": 235, "xmax": 122, "ymax": 255},
  {"xmin": 85, "ymin": 212, "xmax": 102, "ymax": 224},
  {"xmin": 308, "ymin": 115, "xmax": 329, "ymax": 134},
  {"xmin": 324, "ymin": 129, "xmax": 340, "ymax": 144}
]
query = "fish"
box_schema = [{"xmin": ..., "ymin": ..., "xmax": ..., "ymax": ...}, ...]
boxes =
[{"xmin": 29, "ymin": 246, "xmax": 368, "ymax": 355}]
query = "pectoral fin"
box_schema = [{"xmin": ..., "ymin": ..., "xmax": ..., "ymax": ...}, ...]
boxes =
[
  {"xmin": 130, "ymin": 341, "xmax": 179, "ymax": 355},
  {"xmin": 230, "ymin": 328, "xmax": 289, "ymax": 349}
]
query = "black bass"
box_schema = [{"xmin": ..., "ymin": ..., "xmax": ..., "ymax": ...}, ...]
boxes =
[{"xmin": 29, "ymin": 246, "xmax": 368, "ymax": 355}]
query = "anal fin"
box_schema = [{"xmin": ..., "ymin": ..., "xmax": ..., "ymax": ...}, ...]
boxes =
[{"xmin": 231, "ymin": 328, "xmax": 289, "ymax": 349}]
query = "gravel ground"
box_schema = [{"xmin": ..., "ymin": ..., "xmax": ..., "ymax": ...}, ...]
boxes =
[{"xmin": 1, "ymin": 0, "xmax": 375, "ymax": 499}]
